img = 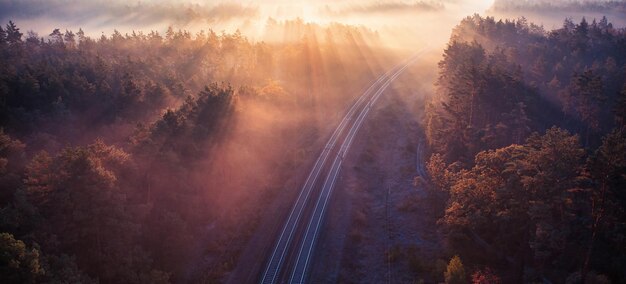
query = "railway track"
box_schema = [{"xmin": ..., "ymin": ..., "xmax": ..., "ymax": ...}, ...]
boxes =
[{"xmin": 260, "ymin": 51, "xmax": 427, "ymax": 284}]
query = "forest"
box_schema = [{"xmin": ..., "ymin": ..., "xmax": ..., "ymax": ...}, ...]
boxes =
[
  {"xmin": 424, "ymin": 14, "xmax": 626, "ymax": 283},
  {"xmin": 491, "ymin": 0, "xmax": 626, "ymax": 13},
  {"xmin": 0, "ymin": 19, "xmax": 396, "ymax": 283},
  {"xmin": 1, "ymin": 4, "xmax": 626, "ymax": 284}
]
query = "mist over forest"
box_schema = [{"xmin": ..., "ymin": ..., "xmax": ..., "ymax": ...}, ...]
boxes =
[
  {"xmin": 489, "ymin": 0, "xmax": 626, "ymax": 29},
  {"xmin": 0, "ymin": 1, "xmax": 625, "ymax": 284}
]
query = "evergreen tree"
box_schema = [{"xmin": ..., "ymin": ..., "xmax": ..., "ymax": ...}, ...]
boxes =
[
  {"xmin": 0, "ymin": 26, "xmax": 6, "ymax": 45},
  {"xmin": 64, "ymin": 30, "xmax": 76, "ymax": 48},
  {"xmin": 0, "ymin": 233, "xmax": 43, "ymax": 283},
  {"xmin": 48, "ymin": 28, "xmax": 63, "ymax": 45},
  {"xmin": 445, "ymin": 255, "xmax": 468, "ymax": 284},
  {"xmin": 5, "ymin": 21, "xmax": 22, "ymax": 45},
  {"xmin": 564, "ymin": 70, "xmax": 604, "ymax": 144},
  {"xmin": 615, "ymin": 83, "xmax": 626, "ymax": 127},
  {"xmin": 25, "ymin": 142, "xmax": 167, "ymax": 283}
]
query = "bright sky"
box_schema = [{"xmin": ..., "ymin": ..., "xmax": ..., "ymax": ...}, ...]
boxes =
[{"xmin": 0, "ymin": 0, "xmax": 496, "ymax": 38}]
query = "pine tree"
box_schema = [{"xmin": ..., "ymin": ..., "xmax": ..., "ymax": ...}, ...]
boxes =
[
  {"xmin": 5, "ymin": 21, "xmax": 22, "ymax": 44},
  {"xmin": 565, "ymin": 70, "xmax": 604, "ymax": 144},
  {"xmin": 615, "ymin": 83, "xmax": 626, "ymax": 127},
  {"xmin": 77, "ymin": 28, "xmax": 86, "ymax": 43},
  {"xmin": 23, "ymin": 142, "xmax": 163, "ymax": 282},
  {"xmin": 64, "ymin": 30, "xmax": 75, "ymax": 48},
  {"xmin": 0, "ymin": 26, "xmax": 6, "ymax": 45},
  {"xmin": 49, "ymin": 28, "xmax": 63, "ymax": 45},
  {"xmin": 582, "ymin": 128, "xmax": 626, "ymax": 281},
  {"xmin": 0, "ymin": 233, "xmax": 44, "ymax": 283},
  {"xmin": 445, "ymin": 255, "xmax": 468, "ymax": 284}
]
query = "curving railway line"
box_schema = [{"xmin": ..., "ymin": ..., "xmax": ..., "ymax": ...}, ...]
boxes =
[{"xmin": 260, "ymin": 50, "xmax": 427, "ymax": 284}]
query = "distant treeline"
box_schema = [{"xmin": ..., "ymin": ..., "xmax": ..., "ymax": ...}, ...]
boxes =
[
  {"xmin": 424, "ymin": 15, "xmax": 626, "ymax": 283},
  {"xmin": 492, "ymin": 0, "xmax": 626, "ymax": 13}
]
